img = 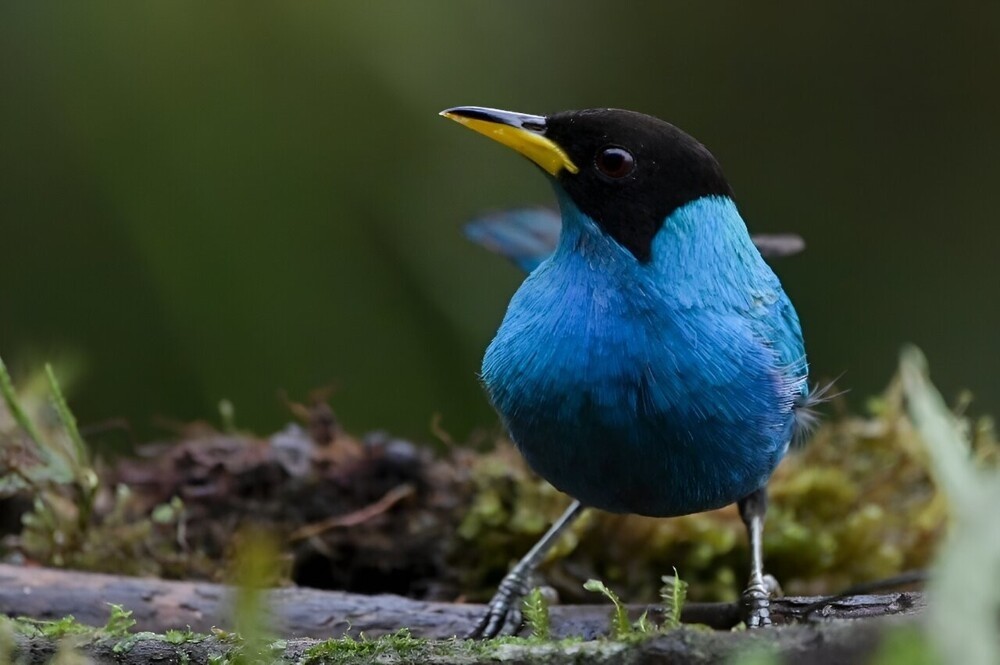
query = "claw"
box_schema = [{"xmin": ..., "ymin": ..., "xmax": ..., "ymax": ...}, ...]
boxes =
[
  {"xmin": 762, "ymin": 573, "xmax": 783, "ymax": 597},
  {"xmin": 742, "ymin": 581, "xmax": 773, "ymax": 628},
  {"xmin": 466, "ymin": 571, "xmax": 529, "ymax": 639}
]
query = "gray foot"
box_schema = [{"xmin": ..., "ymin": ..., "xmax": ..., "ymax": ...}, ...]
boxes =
[
  {"xmin": 467, "ymin": 571, "xmax": 527, "ymax": 639},
  {"xmin": 742, "ymin": 580, "xmax": 773, "ymax": 628}
]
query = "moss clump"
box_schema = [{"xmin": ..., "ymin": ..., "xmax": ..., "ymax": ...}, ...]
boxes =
[
  {"xmin": 659, "ymin": 570, "xmax": 688, "ymax": 630},
  {"xmin": 0, "ymin": 604, "xmax": 213, "ymax": 665},
  {"xmin": 4, "ymin": 616, "xmax": 91, "ymax": 640},
  {"xmin": 0, "ymin": 358, "xmax": 201, "ymax": 577},
  {"xmin": 302, "ymin": 630, "xmax": 433, "ymax": 665},
  {"xmin": 521, "ymin": 587, "xmax": 552, "ymax": 640}
]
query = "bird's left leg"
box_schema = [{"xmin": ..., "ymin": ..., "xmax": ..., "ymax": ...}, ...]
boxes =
[
  {"xmin": 738, "ymin": 487, "xmax": 774, "ymax": 628},
  {"xmin": 467, "ymin": 500, "xmax": 585, "ymax": 639}
]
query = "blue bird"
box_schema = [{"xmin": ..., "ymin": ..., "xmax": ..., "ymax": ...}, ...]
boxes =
[{"xmin": 442, "ymin": 106, "xmax": 816, "ymax": 636}]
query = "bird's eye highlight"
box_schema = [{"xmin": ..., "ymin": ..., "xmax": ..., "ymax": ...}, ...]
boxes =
[{"xmin": 595, "ymin": 146, "xmax": 635, "ymax": 179}]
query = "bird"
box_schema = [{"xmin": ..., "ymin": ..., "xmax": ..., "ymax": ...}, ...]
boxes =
[{"xmin": 441, "ymin": 106, "xmax": 816, "ymax": 637}]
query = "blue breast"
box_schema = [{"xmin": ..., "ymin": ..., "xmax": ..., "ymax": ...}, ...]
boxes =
[{"xmin": 481, "ymin": 192, "xmax": 807, "ymax": 517}]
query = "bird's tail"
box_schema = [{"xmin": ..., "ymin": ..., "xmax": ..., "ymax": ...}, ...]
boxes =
[{"xmin": 792, "ymin": 376, "xmax": 847, "ymax": 447}]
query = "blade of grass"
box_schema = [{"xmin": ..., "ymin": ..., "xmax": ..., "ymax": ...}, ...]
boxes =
[
  {"xmin": 0, "ymin": 355, "xmax": 45, "ymax": 446},
  {"xmin": 45, "ymin": 364, "xmax": 90, "ymax": 468},
  {"xmin": 900, "ymin": 345, "xmax": 1000, "ymax": 665}
]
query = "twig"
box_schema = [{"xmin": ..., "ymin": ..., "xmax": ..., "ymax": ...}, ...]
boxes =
[{"xmin": 289, "ymin": 484, "xmax": 415, "ymax": 541}]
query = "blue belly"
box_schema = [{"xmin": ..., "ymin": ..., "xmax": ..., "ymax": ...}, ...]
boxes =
[{"xmin": 481, "ymin": 252, "xmax": 796, "ymax": 517}]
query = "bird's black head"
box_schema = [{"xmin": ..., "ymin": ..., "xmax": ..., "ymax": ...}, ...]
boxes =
[{"xmin": 442, "ymin": 107, "xmax": 733, "ymax": 262}]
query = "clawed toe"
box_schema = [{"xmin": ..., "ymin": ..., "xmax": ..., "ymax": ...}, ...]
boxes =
[
  {"xmin": 762, "ymin": 573, "xmax": 782, "ymax": 597},
  {"xmin": 466, "ymin": 601, "xmax": 522, "ymax": 639},
  {"xmin": 466, "ymin": 576, "xmax": 527, "ymax": 639},
  {"xmin": 742, "ymin": 582, "xmax": 773, "ymax": 628}
]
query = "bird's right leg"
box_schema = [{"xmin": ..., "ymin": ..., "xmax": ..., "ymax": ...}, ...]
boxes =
[
  {"xmin": 738, "ymin": 487, "xmax": 773, "ymax": 628},
  {"xmin": 467, "ymin": 500, "xmax": 585, "ymax": 639}
]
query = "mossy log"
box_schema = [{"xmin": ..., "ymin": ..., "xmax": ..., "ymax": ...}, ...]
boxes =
[
  {"xmin": 4, "ymin": 617, "xmax": 918, "ymax": 665},
  {"xmin": 0, "ymin": 564, "xmax": 922, "ymax": 640}
]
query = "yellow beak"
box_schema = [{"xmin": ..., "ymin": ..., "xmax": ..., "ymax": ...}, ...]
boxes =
[{"xmin": 440, "ymin": 106, "xmax": 579, "ymax": 176}]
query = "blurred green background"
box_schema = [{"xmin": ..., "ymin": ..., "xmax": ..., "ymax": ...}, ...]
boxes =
[{"xmin": 1, "ymin": 2, "xmax": 998, "ymax": 443}]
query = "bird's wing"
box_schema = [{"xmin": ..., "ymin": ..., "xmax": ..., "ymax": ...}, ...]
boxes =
[
  {"xmin": 465, "ymin": 208, "xmax": 805, "ymax": 271},
  {"xmin": 743, "ymin": 279, "xmax": 812, "ymax": 442},
  {"xmin": 463, "ymin": 208, "xmax": 562, "ymax": 272}
]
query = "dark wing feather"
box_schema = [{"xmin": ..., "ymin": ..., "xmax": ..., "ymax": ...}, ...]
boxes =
[{"xmin": 465, "ymin": 208, "xmax": 805, "ymax": 270}]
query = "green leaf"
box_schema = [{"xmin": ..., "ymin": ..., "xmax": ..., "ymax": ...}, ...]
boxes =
[
  {"xmin": 0, "ymin": 355, "xmax": 45, "ymax": 446},
  {"xmin": 583, "ymin": 578, "xmax": 630, "ymax": 639},
  {"xmin": 102, "ymin": 603, "xmax": 136, "ymax": 638},
  {"xmin": 44, "ymin": 364, "xmax": 90, "ymax": 471},
  {"xmin": 521, "ymin": 587, "xmax": 551, "ymax": 640},
  {"xmin": 659, "ymin": 568, "xmax": 688, "ymax": 630},
  {"xmin": 633, "ymin": 610, "xmax": 653, "ymax": 634}
]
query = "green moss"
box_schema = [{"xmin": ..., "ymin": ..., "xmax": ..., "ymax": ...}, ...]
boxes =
[
  {"xmin": 164, "ymin": 629, "xmax": 207, "ymax": 645},
  {"xmin": 473, "ymin": 636, "xmax": 637, "ymax": 663},
  {"xmin": 11, "ymin": 616, "xmax": 91, "ymax": 640},
  {"xmin": 302, "ymin": 629, "xmax": 434, "ymax": 665},
  {"xmin": 1, "ymin": 355, "xmax": 199, "ymax": 577},
  {"xmin": 659, "ymin": 570, "xmax": 688, "ymax": 630},
  {"xmin": 102, "ymin": 603, "xmax": 136, "ymax": 638},
  {"xmin": 522, "ymin": 587, "xmax": 552, "ymax": 640},
  {"xmin": 0, "ymin": 606, "xmax": 212, "ymax": 663}
]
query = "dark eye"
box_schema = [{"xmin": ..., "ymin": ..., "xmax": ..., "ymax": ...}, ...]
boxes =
[{"xmin": 595, "ymin": 146, "xmax": 635, "ymax": 179}]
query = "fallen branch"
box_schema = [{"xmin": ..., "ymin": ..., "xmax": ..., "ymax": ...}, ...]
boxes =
[{"xmin": 0, "ymin": 564, "xmax": 924, "ymax": 639}]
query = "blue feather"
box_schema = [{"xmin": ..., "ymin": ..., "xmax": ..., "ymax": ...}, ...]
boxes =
[
  {"xmin": 480, "ymin": 191, "xmax": 808, "ymax": 517},
  {"xmin": 463, "ymin": 208, "xmax": 562, "ymax": 272},
  {"xmin": 464, "ymin": 208, "xmax": 805, "ymax": 271}
]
